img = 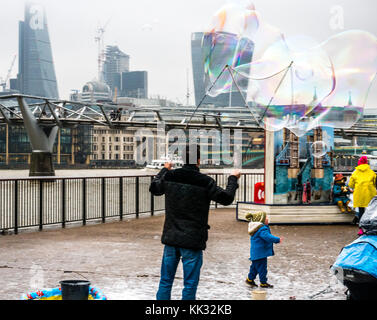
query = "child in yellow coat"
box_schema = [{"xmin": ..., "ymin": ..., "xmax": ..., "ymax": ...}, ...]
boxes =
[{"xmin": 349, "ymin": 156, "xmax": 376, "ymax": 223}]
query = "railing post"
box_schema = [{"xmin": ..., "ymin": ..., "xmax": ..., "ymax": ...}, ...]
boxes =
[
  {"xmin": 102, "ymin": 177, "xmax": 106, "ymax": 223},
  {"xmin": 119, "ymin": 177, "xmax": 123, "ymax": 221},
  {"xmin": 135, "ymin": 176, "xmax": 139, "ymax": 218},
  {"xmin": 82, "ymin": 178, "xmax": 87, "ymax": 226},
  {"xmin": 14, "ymin": 180, "xmax": 18, "ymax": 235},
  {"xmin": 243, "ymin": 174, "xmax": 247, "ymax": 202},
  {"xmin": 39, "ymin": 179, "xmax": 43, "ymax": 231},
  {"xmin": 150, "ymin": 176, "xmax": 154, "ymax": 216},
  {"xmin": 62, "ymin": 179, "xmax": 66, "ymax": 228},
  {"xmin": 215, "ymin": 174, "xmax": 218, "ymax": 209}
]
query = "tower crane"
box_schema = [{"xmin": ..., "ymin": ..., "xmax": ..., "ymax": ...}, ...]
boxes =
[
  {"xmin": 0, "ymin": 54, "xmax": 17, "ymax": 92},
  {"xmin": 94, "ymin": 18, "xmax": 111, "ymax": 83},
  {"xmin": 186, "ymin": 68, "xmax": 191, "ymax": 106}
]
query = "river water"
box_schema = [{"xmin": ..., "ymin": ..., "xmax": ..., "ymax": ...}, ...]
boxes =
[{"xmin": 0, "ymin": 168, "xmax": 264, "ymax": 179}]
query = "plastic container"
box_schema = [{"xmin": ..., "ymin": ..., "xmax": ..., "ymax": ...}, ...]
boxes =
[
  {"xmin": 251, "ymin": 290, "xmax": 267, "ymax": 300},
  {"xmin": 60, "ymin": 280, "xmax": 91, "ymax": 300},
  {"xmin": 254, "ymin": 182, "xmax": 265, "ymax": 204}
]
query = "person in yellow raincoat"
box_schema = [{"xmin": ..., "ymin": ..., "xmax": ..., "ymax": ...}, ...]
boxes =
[{"xmin": 349, "ymin": 156, "xmax": 377, "ymax": 223}]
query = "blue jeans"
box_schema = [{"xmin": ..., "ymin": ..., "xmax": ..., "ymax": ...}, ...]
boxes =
[
  {"xmin": 248, "ymin": 258, "xmax": 268, "ymax": 283},
  {"xmin": 156, "ymin": 245, "xmax": 203, "ymax": 300}
]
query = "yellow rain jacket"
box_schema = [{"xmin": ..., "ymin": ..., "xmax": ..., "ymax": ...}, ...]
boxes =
[{"xmin": 349, "ymin": 164, "xmax": 377, "ymax": 208}]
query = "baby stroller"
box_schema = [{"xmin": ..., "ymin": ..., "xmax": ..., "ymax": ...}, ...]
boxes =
[{"xmin": 331, "ymin": 196, "xmax": 377, "ymax": 300}]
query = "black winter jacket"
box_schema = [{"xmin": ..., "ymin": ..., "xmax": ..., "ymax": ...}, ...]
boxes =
[{"xmin": 149, "ymin": 165, "xmax": 239, "ymax": 250}]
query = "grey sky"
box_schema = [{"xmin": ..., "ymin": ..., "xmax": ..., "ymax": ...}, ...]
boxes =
[{"xmin": 0, "ymin": 0, "xmax": 376, "ymax": 107}]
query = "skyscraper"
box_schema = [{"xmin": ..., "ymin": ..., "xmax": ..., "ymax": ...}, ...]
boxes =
[
  {"xmin": 121, "ymin": 71, "xmax": 148, "ymax": 99},
  {"xmin": 17, "ymin": 2, "xmax": 59, "ymax": 99},
  {"xmin": 103, "ymin": 45, "xmax": 130, "ymax": 94},
  {"xmin": 191, "ymin": 32, "xmax": 253, "ymax": 107}
]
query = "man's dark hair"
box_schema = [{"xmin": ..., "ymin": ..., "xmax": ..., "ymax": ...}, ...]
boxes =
[{"xmin": 185, "ymin": 144, "xmax": 200, "ymax": 165}]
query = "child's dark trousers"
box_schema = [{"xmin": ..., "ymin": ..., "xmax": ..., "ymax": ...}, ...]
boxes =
[{"xmin": 248, "ymin": 258, "xmax": 268, "ymax": 283}]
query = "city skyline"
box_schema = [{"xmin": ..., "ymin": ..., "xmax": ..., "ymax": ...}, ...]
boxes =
[{"xmin": 0, "ymin": 0, "xmax": 376, "ymax": 107}]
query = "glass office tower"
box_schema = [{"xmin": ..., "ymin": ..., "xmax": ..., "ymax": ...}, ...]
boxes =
[
  {"xmin": 121, "ymin": 71, "xmax": 148, "ymax": 99},
  {"xmin": 191, "ymin": 32, "xmax": 253, "ymax": 107},
  {"xmin": 17, "ymin": 2, "xmax": 59, "ymax": 99}
]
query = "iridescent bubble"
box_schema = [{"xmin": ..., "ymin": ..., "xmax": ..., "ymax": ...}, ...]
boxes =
[
  {"xmin": 202, "ymin": 4, "xmax": 377, "ymax": 136},
  {"xmin": 202, "ymin": 3, "xmax": 281, "ymax": 98},
  {"xmin": 244, "ymin": 31, "xmax": 376, "ymax": 135},
  {"xmin": 311, "ymin": 141, "xmax": 329, "ymax": 158},
  {"xmin": 202, "ymin": 32, "xmax": 254, "ymax": 97},
  {"xmin": 307, "ymin": 30, "xmax": 377, "ymax": 131},
  {"xmin": 295, "ymin": 68, "xmax": 314, "ymax": 81}
]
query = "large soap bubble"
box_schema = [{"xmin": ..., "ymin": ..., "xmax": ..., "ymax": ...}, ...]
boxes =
[
  {"xmin": 202, "ymin": 3, "xmax": 284, "ymax": 100},
  {"xmin": 201, "ymin": 3, "xmax": 377, "ymax": 137},
  {"xmin": 305, "ymin": 30, "xmax": 377, "ymax": 132},
  {"xmin": 243, "ymin": 34, "xmax": 338, "ymax": 135},
  {"xmin": 311, "ymin": 141, "xmax": 329, "ymax": 158}
]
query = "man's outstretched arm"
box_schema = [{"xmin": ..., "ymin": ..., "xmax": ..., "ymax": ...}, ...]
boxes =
[
  {"xmin": 149, "ymin": 162, "xmax": 173, "ymax": 196},
  {"xmin": 209, "ymin": 170, "xmax": 241, "ymax": 206}
]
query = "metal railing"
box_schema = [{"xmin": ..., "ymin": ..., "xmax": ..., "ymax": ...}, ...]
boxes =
[{"xmin": 0, "ymin": 172, "xmax": 264, "ymax": 234}]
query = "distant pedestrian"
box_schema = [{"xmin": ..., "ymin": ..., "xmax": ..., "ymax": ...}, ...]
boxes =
[
  {"xmin": 55, "ymin": 107, "xmax": 61, "ymax": 118},
  {"xmin": 349, "ymin": 156, "xmax": 376, "ymax": 224},
  {"xmin": 110, "ymin": 109, "xmax": 116, "ymax": 121},
  {"xmin": 302, "ymin": 180, "xmax": 311, "ymax": 204},
  {"xmin": 116, "ymin": 108, "xmax": 122, "ymax": 121},
  {"xmin": 245, "ymin": 211, "xmax": 281, "ymax": 288},
  {"xmin": 149, "ymin": 144, "xmax": 240, "ymax": 300}
]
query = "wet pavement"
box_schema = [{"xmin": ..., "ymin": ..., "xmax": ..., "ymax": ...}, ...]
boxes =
[{"xmin": 0, "ymin": 208, "xmax": 357, "ymax": 300}]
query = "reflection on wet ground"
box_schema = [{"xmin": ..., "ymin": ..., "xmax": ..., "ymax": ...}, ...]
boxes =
[{"xmin": 0, "ymin": 208, "xmax": 356, "ymax": 300}]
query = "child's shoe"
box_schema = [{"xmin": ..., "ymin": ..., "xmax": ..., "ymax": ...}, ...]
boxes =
[
  {"xmin": 245, "ymin": 278, "xmax": 258, "ymax": 288},
  {"xmin": 260, "ymin": 282, "xmax": 274, "ymax": 288},
  {"xmin": 337, "ymin": 201, "xmax": 346, "ymax": 213}
]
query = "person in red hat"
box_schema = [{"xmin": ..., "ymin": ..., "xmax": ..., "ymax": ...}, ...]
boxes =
[
  {"xmin": 349, "ymin": 156, "xmax": 377, "ymax": 223},
  {"xmin": 333, "ymin": 173, "xmax": 353, "ymax": 213}
]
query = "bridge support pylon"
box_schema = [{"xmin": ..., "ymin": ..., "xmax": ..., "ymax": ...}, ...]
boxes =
[{"xmin": 17, "ymin": 97, "xmax": 58, "ymax": 176}]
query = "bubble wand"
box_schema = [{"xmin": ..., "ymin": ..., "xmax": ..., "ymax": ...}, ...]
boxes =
[
  {"xmin": 227, "ymin": 66, "xmax": 261, "ymax": 125},
  {"xmin": 260, "ymin": 61, "xmax": 294, "ymax": 121},
  {"xmin": 185, "ymin": 64, "xmax": 229, "ymax": 130}
]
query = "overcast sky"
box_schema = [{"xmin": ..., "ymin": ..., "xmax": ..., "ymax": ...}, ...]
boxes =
[{"xmin": 0, "ymin": 0, "xmax": 376, "ymax": 106}]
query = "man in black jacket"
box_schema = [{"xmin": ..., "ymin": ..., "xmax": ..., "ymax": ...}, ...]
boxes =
[{"xmin": 149, "ymin": 145, "xmax": 240, "ymax": 300}]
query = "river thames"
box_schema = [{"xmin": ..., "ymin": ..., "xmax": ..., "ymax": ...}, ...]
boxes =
[{"xmin": 0, "ymin": 168, "xmax": 264, "ymax": 178}]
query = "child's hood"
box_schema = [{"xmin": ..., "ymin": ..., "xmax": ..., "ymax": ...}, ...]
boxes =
[{"xmin": 248, "ymin": 222, "xmax": 264, "ymax": 236}]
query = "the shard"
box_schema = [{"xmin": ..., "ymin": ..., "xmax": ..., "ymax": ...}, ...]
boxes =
[{"xmin": 17, "ymin": 2, "xmax": 59, "ymax": 99}]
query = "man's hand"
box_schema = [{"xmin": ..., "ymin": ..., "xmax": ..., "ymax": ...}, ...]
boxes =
[
  {"xmin": 164, "ymin": 162, "xmax": 173, "ymax": 170},
  {"xmin": 231, "ymin": 169, "xmax": 241, "ymax": 179}
]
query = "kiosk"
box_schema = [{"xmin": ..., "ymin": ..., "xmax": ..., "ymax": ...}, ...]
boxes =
[{"xmin": 237, "ymin": 126, "xmax": 354, "ymax": 224}]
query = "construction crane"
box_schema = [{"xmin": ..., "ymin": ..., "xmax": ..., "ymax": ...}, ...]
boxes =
[
  {"xmin": 0, "ymin": 54, "xmax": 17, "ymax": 92},
  {"xmin": 94, "ymin": 18, "xmax": 111, "ymax": 83},
  {"xmin": 113, "ymin": 86, "xmax": 118, "ymax": 103},
  {"xmin": 186, "ymin": 68, "xmax": 191, "ymax": 106}
]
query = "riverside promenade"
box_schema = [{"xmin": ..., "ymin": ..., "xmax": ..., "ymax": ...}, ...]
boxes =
[{"xmin": 0, "ymin": 208, "xmax": 357, "ymax": 300}]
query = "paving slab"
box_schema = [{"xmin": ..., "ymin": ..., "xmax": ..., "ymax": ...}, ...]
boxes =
[{"xmin": 0, "ymin": 208, "xmax": 357, "ymax": 300}]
